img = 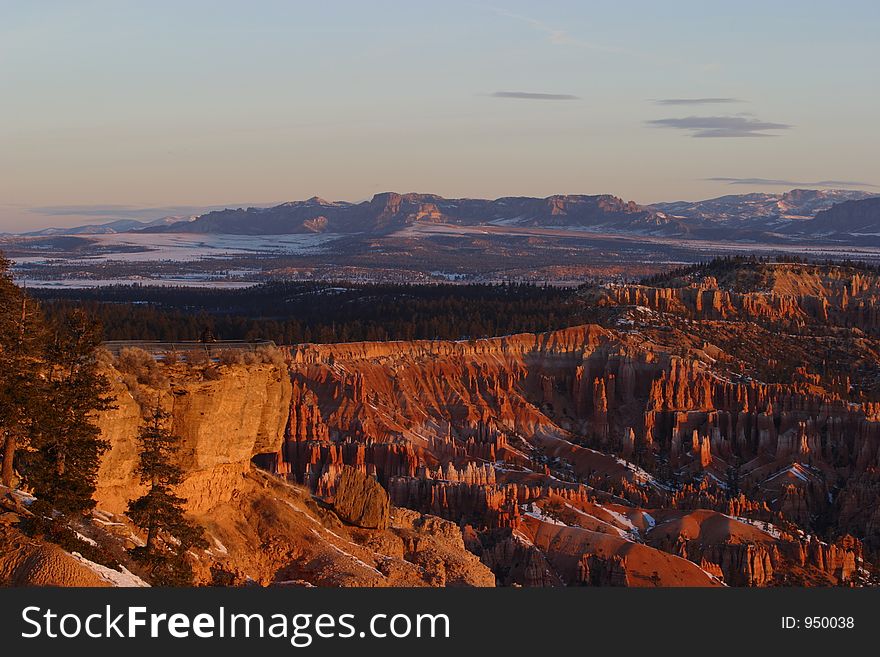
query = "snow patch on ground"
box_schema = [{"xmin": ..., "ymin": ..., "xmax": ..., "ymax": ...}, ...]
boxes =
[
  {"xmin": 10, "ymin": 489, "xmax": 36, "ymax": 506},
  {"xmin": 590, "ymin": 502, "xmax": 641, "ymax": 540},
  {"xmin": 92, "ymin": 509, "xmax": 126, "ymax": 526},
  {"xmin": 694, "ymin": 562, "xmax": 728, "ymax": 587},
  {"xmin": 211, "ymin": 536, "xmax": 228, "ymax": 555},
  {"xmin": 562, "ymin": 503, "xmax": 629, "ymax": 539},
  {"xmin": 275, "ymin": 580, "xmax": 316, "ymax": 587},
  {"xmin": 602, "ymin": 507, "xmax": 638, "ymax": 533},
  {"xmin": 309, "ymin": 529, "xmax": 384, "ymax": 577},
  {"xmin": 523, "ymin": 502, "xmax": 567, "ymax": 526},
  {"xmin": 726, "ymin": 515, "xmax": 786, "ymax": 539},
  {"xmin": 765, "ymin": 463, "xmax": 815, "ymax": 484},
  {"xmin": 69, "ymin": 552, "xmax": 150, "ymax": 587},
  {"xmin": 612, "ymin": 456, "xmax": 667, "ymax": 489}
]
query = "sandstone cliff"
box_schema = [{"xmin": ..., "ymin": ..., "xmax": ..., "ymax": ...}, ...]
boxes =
[
  {"xmin": 77, "ymin": 358, "xmax": 493, "ymax": 587},
  {"xmin": 94, "ymin": 361, "xmax": 292, "ymax": 514}
]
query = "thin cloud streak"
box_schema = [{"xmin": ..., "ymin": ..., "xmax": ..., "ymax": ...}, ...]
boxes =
[
  {"xmin": 653, "ymin": 98, "xmax": 743, "ymax": 105},
  {"xmin": 646, "ymin": 115, "xmax": 792, "ymax": 138},
  {"xmin": 491, "ymin": 91, "xmax": 580, "ymax": 101},
  {"xmin": 25, "ymin": 203, "xmax": 278, "ymax": 221},
  {"xmin": 488, "ymin": 6, "xmax": 624, "ymax": 53},
  {"xmin": 706, "ymin": 177, "xmax": 877, "ymax": 188}
]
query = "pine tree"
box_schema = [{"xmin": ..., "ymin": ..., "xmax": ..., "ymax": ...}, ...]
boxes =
[
  {"xmin": 127, "ymin": 404, "xmax": 206, "ymax": 585},
  {"xmin": 726, "ymin": 456, "xmax": 741, "ymax": 500},
  {"xmin": 21, "ymin": 308, "xmax": 111, "ymax": 515},
  {"xmin": 0, "ymin": 255, "xmax": 47, "ymax": 489}
]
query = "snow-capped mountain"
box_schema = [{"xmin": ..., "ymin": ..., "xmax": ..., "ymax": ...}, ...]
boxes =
[
  {"xmin": 650, "ymin": 189, "xmax": 874, "ymax": 226},
  {"xmin": 19, "ymin": 215, "xmax": 198, "ymax": 236}
]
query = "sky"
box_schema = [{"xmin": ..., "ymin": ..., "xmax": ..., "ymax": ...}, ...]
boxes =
[{"xmin": 1, "ymin": 0, "xmax": 879, "ymax": 231}]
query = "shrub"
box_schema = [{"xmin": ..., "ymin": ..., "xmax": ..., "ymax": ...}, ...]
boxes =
[
  {"xmin": 160, "ymin": 350, "xmax": 180, "ymax": 365},
  {"xmin": 95, "ymin": 347, "xmax": 116, "ymax": 369},
  {"xmin": 184, "ymin": 349, "xmax": 211, "ymax": 366},
  {"xmin": 202, "ymin": 365, "xmax": 222, "ymax": 381},
  {"xmin": 218, "ymin": 349, "xmax": 245, "ymax": 366},
  {"xmin": 116, "ymin": 347, "xmax": 168, "ymax": 388},
  {"xmin": 255, "ymin": 345, "xmax": 286, "ymax": 367}
]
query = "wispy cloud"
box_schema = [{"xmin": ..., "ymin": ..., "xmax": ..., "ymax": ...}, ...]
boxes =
[
  {"xmin": 706, "ymin": 177, "xmax": 877, "ymax": 188},
  {"xmin": 488, "ymin": 6, "xmax": 622, "ymax": 53},
  {"xmin": 652, "ymin": 97, "xmax": 743, "ymax": 106},
  {"xmin": 646, "ymin": 115, "xmax": 792, "ymax": 138},
  {"xmin": 491, "ymin": 91, "xmax": 580, "ymax": 101},
  {"xmin": 25, "ymin": 203, "xmax": 278, "ymax": 222},
  {"xmin": 29, "ymin": 204, "xmax": 218, "ymax": 220}
]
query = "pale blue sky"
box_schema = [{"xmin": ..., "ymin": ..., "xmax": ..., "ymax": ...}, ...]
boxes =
[{"xmin": 1, "ymin": 0, "xmax": 878, "ymax": 230}]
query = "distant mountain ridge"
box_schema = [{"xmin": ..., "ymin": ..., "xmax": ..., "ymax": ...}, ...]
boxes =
[
  {"xmin": 650, "ymin": 189, "xmax": 873, "ymax": 224},
  {"xmin": 795, "ymin": 196, "xmax": 880, "ymax": 237},
  {"xmin": 21, "ymin": 214, "xmax": 197, "ymax": 236},
  {"xmin": 140, "ymin": 192, "xmax": 669, "ymax": 236},
  {"xmin": 141, "ymin": 189, "xmax": 880, "ymax": 240},
  {"xmin": 14, "ymin": 189, "xmax": 879, "ymax": 242}
]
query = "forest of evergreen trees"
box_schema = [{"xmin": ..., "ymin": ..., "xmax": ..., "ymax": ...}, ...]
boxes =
[
  {"xmin": 1, "ymin": 256, "xmax": 203, "ymax": 584},
  {"xmin": 36, "ymin": 281, "xmax": 587, "ymax": 344},
  {"xmin": 640, "ymin": 254, "xmax": 880, "ymax": 287}
]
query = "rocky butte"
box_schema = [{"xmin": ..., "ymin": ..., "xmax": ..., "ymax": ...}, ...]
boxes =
[{"xmin": 2, "ymin": 260, "xmax": 878, "ymax": 587}]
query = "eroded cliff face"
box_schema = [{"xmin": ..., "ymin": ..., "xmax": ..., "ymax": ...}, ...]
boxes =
[
  {"xmin": 52, "ymin": 261, "xmax": 877, "ymax": 587},
  {"xmin": 252, "ymin": 263, "xmax": 880, "ymax": 586},
  {"xmin": 189, "ymin": 469, "xmax": 494, "ymax": 587},
  {"xmin": 94, "ymin": 362, "xmax": 292, "ymax": 514},
  {"xmin": 586, "ymin": 265, "xmax": 880, "ymax": 335},
  {"xmin": 78, "ymin": 360, "xmax": 493, "ymax": 587}
]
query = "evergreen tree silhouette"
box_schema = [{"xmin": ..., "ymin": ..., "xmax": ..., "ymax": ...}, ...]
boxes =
[{"xmin": 127, "ymin": 403, "xmax": 207, "ymax": 585}]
